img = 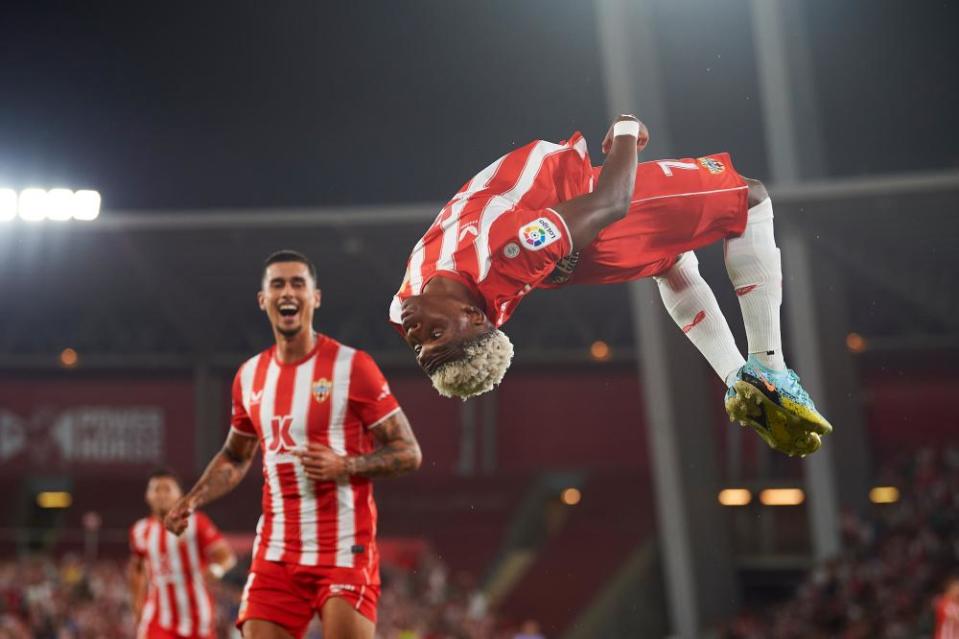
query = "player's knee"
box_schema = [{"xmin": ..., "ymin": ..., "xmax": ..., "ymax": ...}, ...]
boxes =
[
  {"xmin": 654, "ymin": 252, "xmax": 700, "ymax": 292},
  {"xmin": 745, "ymin": 178, "xmax": 768, "ymax": 208}
]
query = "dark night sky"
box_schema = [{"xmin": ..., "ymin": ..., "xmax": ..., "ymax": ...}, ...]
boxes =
[{"xmin": 0, "ymin": 0, "xmax": 956, "ymax": 211}]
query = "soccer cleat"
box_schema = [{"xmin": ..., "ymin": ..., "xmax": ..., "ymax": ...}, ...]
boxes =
[{"xmin": 724, "ymin": 357, "xmax": 832, "ymax": 457}]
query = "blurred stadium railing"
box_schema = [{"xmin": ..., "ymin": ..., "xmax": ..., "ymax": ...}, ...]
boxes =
[{"xmin": 1, "ymin": 170, "xmax": 957, "ymax": 637}]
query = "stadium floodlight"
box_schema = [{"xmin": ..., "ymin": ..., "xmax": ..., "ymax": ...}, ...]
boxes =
[
  {"xmin": 73, "ymin": 189, "xmax": 101, "ymax": 221},
  {"xmin": 0, "ymin": 189, "xmax": 16, "ymax": 221},
  {"xmin": 1, "ymin": 188, "xmax": 102, "ymax": 222},
  {"xmin": 47, "ymin": 188, "xmax": 75, "ymax": 221},
  {"xmin": 18, "ymin": 188, "xmax": 49, "ymax": 221}
]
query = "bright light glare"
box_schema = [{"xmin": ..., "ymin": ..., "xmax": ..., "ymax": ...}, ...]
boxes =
[
  {"xmin": 561, "ymin": 487, "xmax": 582, "ymax": 506},
  {"xmin": 37, "ymin": 491, "xmax": 73, "ymax": 509},
  {"xmin": 73, "ymin": 190, "xmax": 101, "ymax": 221},
  {"xmin": 47, "ymin": 188, "xmax": 75, "ymax": 221},
  {"xmin": 869, "ymin": 486, "xmax": 900, "ymax": 504},
  {"xmin": 718, "ymin": 488, "xmax": 752, "ymax": 506},
  {"xmin": 0, "ymin": 189, "xmax": 16, "ymax": 221},
  {"xmin": 759, "ymin": 488, "xmax": 805, "ymax": 506},
  {"xmin": 18, "ymin": 188, "xmax": 49, "ymax": 221},
  {"xmin": 0, "ymin": 188, "xmax": 101, "ymax": 222}
]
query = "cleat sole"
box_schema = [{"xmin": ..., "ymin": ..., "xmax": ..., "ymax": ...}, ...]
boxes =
[{"xmin": 725, "ymin": 381, "xmax": 824, "ymax": 456}]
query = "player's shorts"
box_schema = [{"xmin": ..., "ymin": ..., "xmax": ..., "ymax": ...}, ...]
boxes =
[
  {"xmin": 236, "ymin": 558, "xmax": 380, "ymax": 638},
  {"xmin": 544, "ymin": 152, "xmax": 749, "ymax": 287},
  {"xmin": 138, "ymin": 618, "xmax": 214, "ymax": 639}
]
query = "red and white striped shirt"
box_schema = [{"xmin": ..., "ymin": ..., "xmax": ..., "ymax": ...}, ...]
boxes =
[
  {"xmin": 390, "ymin": 132, "xmax": 592, "ymax": 328},
  {"xmin": 230, "ymin": 334, "xmax": 399, "ymax": 580},
  {"xmin": 937, "ymin": 596, "xmax": 959, "ymax": 639},
  {"xmin": 129, "ymin": 512, "xmax": 223, "ymax": 638}
]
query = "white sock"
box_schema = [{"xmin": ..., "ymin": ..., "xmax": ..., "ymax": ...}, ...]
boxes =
[
  {"xmin": 724, "ymin": 197, "xmax": 786, "ymax": 371},
  {"xmin": 654, "ymin": 252, "xmax": 745, "ymax": 384}
]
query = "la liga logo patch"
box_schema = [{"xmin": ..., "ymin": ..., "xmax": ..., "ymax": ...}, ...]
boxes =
[{"xmin": 519, "ymin": 217, "xmax": 561, "ymax": 251}]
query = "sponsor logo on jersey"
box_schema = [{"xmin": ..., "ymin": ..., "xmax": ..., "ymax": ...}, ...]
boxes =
[
  {"xmin": 697, "ymin": 156, "xmax": 726, "ymax": 174},
  {"xmin": 503, "ymin": 242, "xmax": 520, "ymax": 258},
  {"xmin": 312, "ymin": 378, "xmax": 331, "ymax": 403},
  {"xmin": 519, "ymin": 217, "xmax": 561, "ymax": 251},
  {"xmin": 250, "ymin": 389, "xmax": 263, "ymax": 405},
  {"xmin": 267, "ymin": 415, "xmax": 296, "ymax": 453},
  {"xmin": 376, "ymin": 382, "xmax": 391, "ymax": 402}
]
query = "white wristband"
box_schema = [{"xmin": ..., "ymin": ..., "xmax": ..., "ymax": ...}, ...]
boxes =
[
  {"xmin": 613, "ymin": 120, "xmax": 640, "ymax": 138},
  {"xmin": 209, "ymin": 564, "xmax": 226, "ymax": 579}
]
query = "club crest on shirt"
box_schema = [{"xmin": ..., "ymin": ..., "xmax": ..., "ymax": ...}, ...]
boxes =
[
  {"xmin": 697, "ymin": 156, "xmax": 726, "ymax": 174},
  {"xmin": 312, "ymin": 378, "xmax": 332, "ymax": 403},
  {"xmin": 519, "ymin": 217, "xmax": 561, "ymax": 251}
]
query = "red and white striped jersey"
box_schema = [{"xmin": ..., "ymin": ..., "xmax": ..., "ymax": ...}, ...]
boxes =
[
  {"xmin": 230, "ymin": 334, "xmax": 399, "ymax": 580},
  {"xmin": 937, "ymin": 596, "xmax": 959, "ymax": 639},
  {"xmin": 129, "ymin": 512, "xmax": 223, "ymax": 638},
  {"xmin": 390, "ymin": 133, "xmax": 592, "ymax": 328}
]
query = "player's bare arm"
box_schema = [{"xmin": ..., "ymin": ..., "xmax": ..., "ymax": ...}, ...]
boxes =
[
  {"xmin": 294, "ymin": 410, "xmax": 422, "ymax": 481},
  {"xmin": 127, "ymin": 554, "xmax": 147, "ymax": 622},
  {"xmin": 164, "ymin": 431, "xmax": 259, "ymax": 535},
  {"xmin": 553, "ymin": 114, "xmax": 648, "ymax": 249}
]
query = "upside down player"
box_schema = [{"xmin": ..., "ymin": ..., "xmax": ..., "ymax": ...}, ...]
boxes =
[
  {"xmin": 166, "ymin": 250, "xmax": 422, "ymax": 639},
  {"xmin": 129, "ymin": 469, "xmax": 237, "ymax": 639},
  {"xmin": 391, "ymin": 114, "xmax": 832, "ymax": 456}
]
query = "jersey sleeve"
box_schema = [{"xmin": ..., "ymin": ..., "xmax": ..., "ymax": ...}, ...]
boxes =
[
  {"xmin": 129, "ymin": 521, "xmax": 148, "ymax": 557},
  {"xmin": 349, "ymin": 350, "xmax": 401, "ymax": 429},
  {"xmin": 230, "ymin": 367, "xmax": 257, "ymax": 438},
  {"xmin": 489, "ymin": 207, "xmax": 573, "ymax": 288},
  {"xmin": 194, "ymin": 512, "xmax": 225, "ymax": 553}
]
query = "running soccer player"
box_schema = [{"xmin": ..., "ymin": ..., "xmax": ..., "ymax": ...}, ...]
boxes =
[
  {"xmin": 166, "ymin": 250, "xmax": 422, "ymax": 639},
  {"xmin": 391, "ymin": 115, "xmax": 832, "ymax": 457},
  {"xmin": 129, "ymin": 468, "xmax": 236, "ymax": 639}
]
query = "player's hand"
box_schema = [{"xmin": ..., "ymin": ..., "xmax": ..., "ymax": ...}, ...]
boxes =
[
  {"xmin": 164, "ymin": 495, "xmax": 198, "ymax": 536},
  {"xmin": 602, "ymin": 114, "xmax": 649, "ymax": 154},
  {"xmin": 293, "ymin": 443, "xmax": 349, "ymax": 481}
]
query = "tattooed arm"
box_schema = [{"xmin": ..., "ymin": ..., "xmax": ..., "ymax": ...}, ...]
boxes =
[
  {"xmin": 164, "ymin": 431, "xmax": 259, "ymax": 535},
  {"xmin": 294, "ymin": 410, "xmax": 422, "ymax": 481}
]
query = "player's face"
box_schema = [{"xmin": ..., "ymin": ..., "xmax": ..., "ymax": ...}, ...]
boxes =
[
  {"xmin": 400, "ymin": 295, "xmax": 487, "ymax": 374},
  {"xmin": 258, "ymin": 262, "xmax": 322, "ymax": 338},
  {"xmin": 145, "ymin": 477, "xmax": 182, "ymax": 517}
]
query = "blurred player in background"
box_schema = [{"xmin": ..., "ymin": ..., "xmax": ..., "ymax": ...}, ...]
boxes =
[
  {"xmin": 166, "ymin": 250, "xmax": 422, "ymax": 639},
  {"xmin": 936, "ymin": 576, "xmax": 959, "ymax": 639},
  {"xmin": 129, "ymin": 468, "xmax": 236, "ymax": 639},
  {"xmin": 392, "ymin": 114, "xmax": 831, "ymax": 457}
]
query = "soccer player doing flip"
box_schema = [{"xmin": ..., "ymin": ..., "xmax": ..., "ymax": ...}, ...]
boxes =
[{"xmin": 391, "ymin": 114, "xmax": 832, "ymax": 457}]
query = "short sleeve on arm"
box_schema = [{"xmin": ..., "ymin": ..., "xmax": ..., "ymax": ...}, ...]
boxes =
[
  {"xmin": 349, "ymin": 351, "xmax": 401, "ymax": 429},
  {"xmin": 230, "ymin": 368, "xmax": 258, "ymax": 438},
  {"xmin": 489, "ymin": 207, "xmax": 573, "ymax": 287}
]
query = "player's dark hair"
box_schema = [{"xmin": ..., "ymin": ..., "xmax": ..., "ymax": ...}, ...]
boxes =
[
  {"xmin": 146, "ymin": 467, "xmax": 181, "ymax": 487},
  {"xmin": 263, "ymin": 249, "xmax": 317, "ymax": 284}
]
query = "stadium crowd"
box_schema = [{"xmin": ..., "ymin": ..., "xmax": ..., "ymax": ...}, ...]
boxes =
[
  {"xmin": 724, "ymin": 447, "xmax": 959, "ymax": 638},
  {"xmin": 6, "ymin": 447, "xmax": 954, "ymax": 638},
  {"xmin": 0, "ymin": 550, "xmax": 541, "ymax": 638}
]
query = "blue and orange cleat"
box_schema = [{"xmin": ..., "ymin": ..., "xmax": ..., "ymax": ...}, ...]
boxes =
[{"xmin": 724, "ymin": 356, "xmax": 833, "ymax": 457}]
